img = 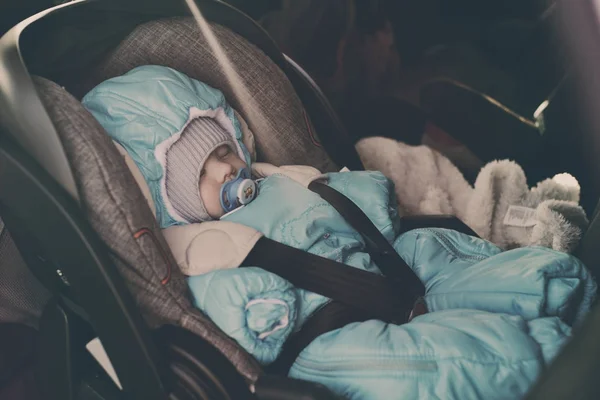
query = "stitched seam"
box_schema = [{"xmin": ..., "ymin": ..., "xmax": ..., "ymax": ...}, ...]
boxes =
[
  {"xmin": 279, "ymin": 203, "xmax": 330, "ymax": 247},
  {"xmin": 409, "ymin": 229, "xmax": 489, "ymax": 261},
  {"xmin": 134, "ymin": 228, "xmax": 172, "ymax": 285},
  {"xmin": 303, "ymin": 109, "xmax": 322, "ymax": 147}
]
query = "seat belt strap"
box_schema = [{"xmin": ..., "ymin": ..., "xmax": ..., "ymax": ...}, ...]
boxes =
[
  {"xmin": 308, "ymin": 180, "xmax": 425, "ymax": 299},
  {"xmin": 244, "ymin": 237, "xmax": 413, "ymax": 323}
]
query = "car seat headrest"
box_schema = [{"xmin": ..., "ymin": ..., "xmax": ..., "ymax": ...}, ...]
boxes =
[{"xmin": 75, "ymin": 17, "xmax": 337, "ymax": 172}]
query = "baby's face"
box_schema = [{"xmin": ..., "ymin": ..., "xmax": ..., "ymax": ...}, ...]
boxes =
[{"xmin": 199, "ymin": 145, "xmax": 247, "ymax": 219}]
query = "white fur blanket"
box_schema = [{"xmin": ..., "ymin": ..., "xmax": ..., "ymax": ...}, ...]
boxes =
[{"xmin": 356, "ymin": 136, "xmax": 588, "ymax": 253}]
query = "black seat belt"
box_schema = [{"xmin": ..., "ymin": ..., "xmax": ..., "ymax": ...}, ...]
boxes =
[
  {"xmin": 245, "ymin": 237, "xmax": 411, "ymax": 323},
  {"xmin": 244, "ymin": 180, "xmax": 425, "ymax": 317},
  {"xmin": 308, "ymin": 180, "xmax": 425, "ymax": 300},
  {"xmin": 245, "ymin": 241, "xmax": 393, "ymax": 375}
]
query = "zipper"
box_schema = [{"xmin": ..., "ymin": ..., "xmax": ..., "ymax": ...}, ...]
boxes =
[
  {"xmin": 416, "ymin": 228, "xmax": 488, "ymax": 262},
  {"xmin": 294, "ymin": 356, "xmax": 438, "ymax": 373}
]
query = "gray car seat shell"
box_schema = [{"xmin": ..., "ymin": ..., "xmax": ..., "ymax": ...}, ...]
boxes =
[{"xmin": 0, "ymin": 0, "xmax": 358, "ymax": 398}]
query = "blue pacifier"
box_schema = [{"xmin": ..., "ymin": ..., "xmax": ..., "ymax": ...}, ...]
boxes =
[{"xmin": 220, "ymin": 167, "xmax": 257, "ymax": 213}]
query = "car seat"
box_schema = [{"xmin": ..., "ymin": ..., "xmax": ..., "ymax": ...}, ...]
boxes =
[
  {"xmin": 1, "ymin": 0, "xmax": 599, "ymax": 399},
  {"xmin": 0, "ymin": 0, "xmax": 439, "ymax": 397},
  {"xmin": 0, "ymin": 0, "xmax": 358, "ymax": 398}
]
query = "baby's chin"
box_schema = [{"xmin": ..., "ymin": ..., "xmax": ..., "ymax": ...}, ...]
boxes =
[
  {"xmin": 207, "ymin": 205, "xmax": 226, "ymax": 220},
  {"xmin": 201, "ymin": 194, "xmax": 225, "ymax": 220}
]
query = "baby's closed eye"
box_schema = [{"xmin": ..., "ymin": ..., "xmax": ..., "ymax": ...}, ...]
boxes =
[{"xmin": 216, "ymin": 146, "xmax": 231, "ymax": 159}]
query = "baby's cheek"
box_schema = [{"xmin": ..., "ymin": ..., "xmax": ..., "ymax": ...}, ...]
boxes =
[{"xmin": 200, "ymin": 183, "xmax": 223, "ymax": 216}]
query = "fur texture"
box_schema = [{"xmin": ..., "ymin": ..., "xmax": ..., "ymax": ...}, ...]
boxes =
[
  {"xmin": 356, "ymin": 136, "xmax": 588, "ymax": 253},
  {"xmin": 355, "ymin": 136, "xmax": 473, "ymax": 220}
]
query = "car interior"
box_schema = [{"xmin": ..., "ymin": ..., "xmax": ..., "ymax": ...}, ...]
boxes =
[{"xmin": 1, "ymin": 0, "xmax": 600, "ymax": 399}]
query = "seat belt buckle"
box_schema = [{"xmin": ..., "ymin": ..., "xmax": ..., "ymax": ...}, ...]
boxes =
[{"xmin": 407, "ymin": 296, "xmax": 428, "ymax": 322}]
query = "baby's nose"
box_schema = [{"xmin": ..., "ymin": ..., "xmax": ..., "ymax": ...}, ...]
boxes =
[{"xmin": 218, "ymin": 162, "xmax": 235, "ymax": 181}]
